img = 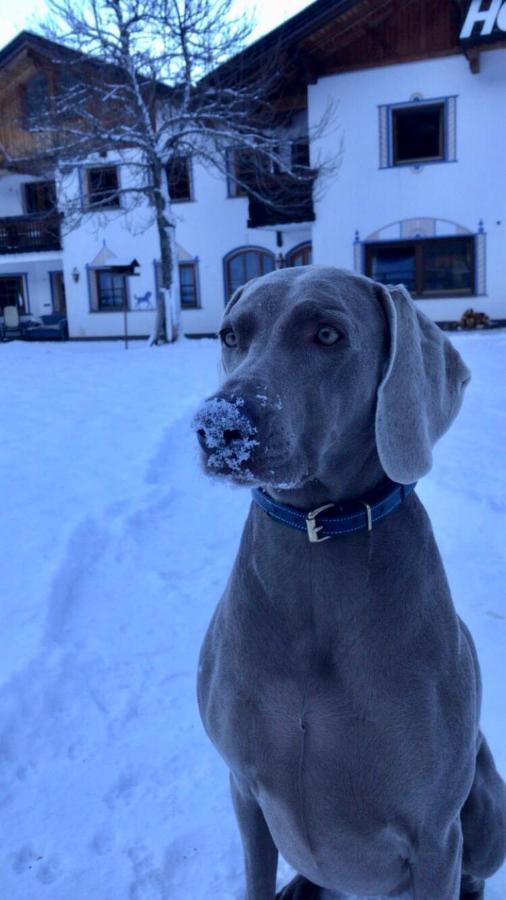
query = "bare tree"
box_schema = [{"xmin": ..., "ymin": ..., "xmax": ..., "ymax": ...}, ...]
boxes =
[{"xmin": 9, "ymin": 0, "xmax": 334, "ymax": 342}]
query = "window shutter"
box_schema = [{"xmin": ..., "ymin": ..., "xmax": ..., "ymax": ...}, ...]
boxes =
[{"xmin": 378, "ymin": 105, "xmax": 389, "ymax": 168}]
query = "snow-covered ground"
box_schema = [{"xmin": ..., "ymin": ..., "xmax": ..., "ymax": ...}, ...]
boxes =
[{"xmin": 0, "ymin": 333, "xmax": 505, "ymax": 900}]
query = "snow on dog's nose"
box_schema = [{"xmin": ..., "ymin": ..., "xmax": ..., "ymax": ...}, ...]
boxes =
[{"xmin": 193, "ymin": 397, "xmax": 259, "ymax": 476}]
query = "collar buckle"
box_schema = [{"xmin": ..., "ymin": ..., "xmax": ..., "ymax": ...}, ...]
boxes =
[{"xmin": 306, "ymin": 503, "xmax": 335, "ymax": 543}]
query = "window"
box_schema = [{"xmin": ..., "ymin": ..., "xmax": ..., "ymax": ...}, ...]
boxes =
[
  {"xmin": 24, "ymin": 181, "xmax": 56, "ymax": 214},
  {"xmin": 286, "ymin": 242, "xmax": 312, "ymax": 267},
  {"xmin": 379, "ymin": 97, "xmax": 457, "ymax": 168},
  {"xmin": 86, "ymin": 167, "xmax": 120, "ymax": 209},
  {"xmin": 0, "ymin": 276, "xmax": 27, "ymax": 314},
  {"xmin": 224, "ymin": 248, "xmax": 275, "ymax": 299},
  {"xmin": 166, "ymin": 156, "xmax": 192, "ymax": 201},
  {"xmin": 179, "ymin": 262, "xmax": 200, "ymax": 308},
  {"xmin": 365, "ymin": 236, "xmax": 475, "ymax": 297},
  {"xmin": 291, "ymin": 140, "xmax": 310, "ymax": 171},
  {"xmin": 23, "ymin": 72, "xmax": 50, "ymax": 127},
  {"xmin": 392, "ymin": 102, "xmax": 444, "ymax": 165},
  {"xmin": 227, "ymin": 148, "xmax": 265, "ymax": 198},
  {"xmin": 94, "ymin": 270, "xmax": 128, "ymax": 310}
]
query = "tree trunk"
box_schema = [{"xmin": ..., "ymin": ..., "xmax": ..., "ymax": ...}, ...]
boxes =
[{"xmin": 150, "ymin": 163, "xmax": 178, "ymax": 344}]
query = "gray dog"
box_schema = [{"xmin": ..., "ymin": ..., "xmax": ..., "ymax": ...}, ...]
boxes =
[{"xmin": 193, "ymin": 266, "xmax": 506, "ymax": 900}]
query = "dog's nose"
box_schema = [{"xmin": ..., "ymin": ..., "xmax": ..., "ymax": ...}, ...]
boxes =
[
  {"xmin": 197, "ymin": 426, "xmax": 244, "ymax": 452},
  {"xmin": 194, "ymin": 396, "xmax": 258, "ymax": 457}
]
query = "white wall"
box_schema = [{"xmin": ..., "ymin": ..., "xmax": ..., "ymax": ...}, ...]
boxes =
[
  {"xmin": 309, "ymin": 48, "xmax": 506, "ymax": 321},
  {"xmin": 58, "ymin": 152, "xmax": 161, "ymax": 339},
  {"xmin": 175, "ymin": 158, "xmax": 312, "ymax": 334}
]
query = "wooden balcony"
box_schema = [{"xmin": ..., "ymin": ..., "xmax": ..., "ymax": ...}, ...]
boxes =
[
  {"xmin": 0, "ymin": 214, "xmax": 62, "ymax": 255},
  {"xmin": 246, "ymin": 173, "xmax": 315, "ymax": 228}
]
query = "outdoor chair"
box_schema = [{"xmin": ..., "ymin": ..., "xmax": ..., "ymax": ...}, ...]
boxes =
[{"xmin": 1, "ymin": 305, "xmax": 26, "ymax": 340}]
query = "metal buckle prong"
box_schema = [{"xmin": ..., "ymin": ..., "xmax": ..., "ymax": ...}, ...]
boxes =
[
  {"xmin": 306, "ymin": 502, "xmax": 335, "ymax": 543},
  {"xmin": 359, "ymin": 501, "xmax": 373, "ymax": 532}
]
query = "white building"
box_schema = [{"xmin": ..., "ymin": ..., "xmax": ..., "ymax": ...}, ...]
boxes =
[
  {"xmin": 1, "ymin": 2, "xmax": 505, "ymax": 339},
  {"xmin": 174, "ymin": 0, "xmax": 506, "ymax": 334}
]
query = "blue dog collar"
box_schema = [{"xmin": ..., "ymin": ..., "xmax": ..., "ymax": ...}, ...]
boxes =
[{"xmin": 251, "ymin": 481, "xmax": 417, "ymax": 542}]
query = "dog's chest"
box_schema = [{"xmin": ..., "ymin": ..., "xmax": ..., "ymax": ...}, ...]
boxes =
[{"xmin": 198, "ymin": 583, "xmax": 412, "ymax": 787}]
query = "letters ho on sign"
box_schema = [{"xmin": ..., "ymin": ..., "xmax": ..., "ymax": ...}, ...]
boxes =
[{"xmin": 460, "ymin": 0, "xmax": 506, "ymax": 41}]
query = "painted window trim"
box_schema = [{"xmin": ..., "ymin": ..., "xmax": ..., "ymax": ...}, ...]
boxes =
[
  {"xmin": 178, "ymin": 259, "xmax": 201, "ymax": 309},
  {"xmin": 362, "ymin": 233, "xmax": 482, "ymax": 299},
  {"xmin": 223, "ymin": 245, "xmax": 276, "ymax": 302},
  {"xmin": 379, "ymin": 95, "xmax": 458, "ymax": 169}
]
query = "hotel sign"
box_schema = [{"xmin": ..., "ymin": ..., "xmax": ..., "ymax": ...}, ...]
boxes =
[{"xmin": 460, "ymin": 0, "xmax": 506, "ymax": 42}]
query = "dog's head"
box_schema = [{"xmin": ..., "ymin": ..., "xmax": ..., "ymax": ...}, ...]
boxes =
[{"xmin": 193, "ymin": 266, "xmax": 470, "ymax": 498}]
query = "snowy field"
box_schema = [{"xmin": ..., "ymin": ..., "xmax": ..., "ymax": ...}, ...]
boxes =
[{"xmin": 1, "ymin": 332, "xmax": 505, "ymax": 900}]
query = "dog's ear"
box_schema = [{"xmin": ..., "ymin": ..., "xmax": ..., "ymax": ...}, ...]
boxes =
[{"xmin": 375, "ymin": 283, "xmax": 471, "ymax": 484}]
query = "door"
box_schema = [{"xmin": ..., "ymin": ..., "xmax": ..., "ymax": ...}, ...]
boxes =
[{"xmin": 50, "ymin": 271, "xmax": 67, "ymax": 314}]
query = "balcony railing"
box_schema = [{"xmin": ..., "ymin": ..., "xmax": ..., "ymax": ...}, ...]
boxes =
[
  {"xmin": 0, "ymin": 214, "xmax": 62, "ymax": 255},
  {"xmin": 246, "ymin": 173, "xmax": 316, "ymax": 228}
]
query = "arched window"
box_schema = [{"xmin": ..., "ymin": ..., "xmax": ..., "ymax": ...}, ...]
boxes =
[
  {"xmin": 224, "ymin": 247, "xmax": 275, "ymax": 300},
  {"xmin": 286, "ymin": 242, "xmax": 312, "ymax": 267}
]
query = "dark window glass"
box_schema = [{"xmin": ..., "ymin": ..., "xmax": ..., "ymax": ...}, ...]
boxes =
[
  {"xmin": 87, "ymin": 167, "xmax": 120, "ymax": 208},
  {"xmin": 228, "ymin": 149, "xmax": 264, "ymax": 197},
  {"xmin": 167, "ymin": 156, "xmax": 192, "ymax": 201},
  {"xmin": 0, "ymin": 276, "xmax": 26, "ymax": 313},
  {"xmin": 287, "ymin": 243, "xmax": 312, "ymax": 266},
  {"xmin": 225, "ymin": 249, "xmax": 275, "ymax": 298},
  {"xmin": 393, "ymin": 103, "xmax": 445, "ymax": 164},
  {"xmin": 291, "ymin": 140, "xmax": 310, "ymax": 170},
  {"xmin": 423, "ymin": 238, "xmax": 473, "ymax": 294},
  {"xmin": 24, "ymin": 181, "xmax": 56, "ymax": 213},
  {"xmin": 24, "ymin": 72, "xmax": 50, "ymax": 125},
  {"xmin": 366, "ymin": 236, "xmax": 474, "ymax": 297},
  {"xmin": 369, "ymin": 245, "xmax": 417, "ymax": 292},
  {"xmin": 96, "ymin": 271, "xmax": 127, "ymax": 309},
  {"xmin": 179, "ymin": 262, "xmax": 199, "ymax": 308}
]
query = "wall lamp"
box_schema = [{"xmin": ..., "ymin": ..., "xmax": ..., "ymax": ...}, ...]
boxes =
[{"xmin": 71, "ymin": 267, "xmax": 80, "ymax": 283}]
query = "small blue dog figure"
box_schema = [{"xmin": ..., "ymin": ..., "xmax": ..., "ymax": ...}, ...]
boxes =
[{"xmin": 134, "ymin": 291, "xmax": 153, "ymax": 308}]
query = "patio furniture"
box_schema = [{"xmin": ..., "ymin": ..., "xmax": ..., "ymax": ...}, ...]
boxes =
[
  {"xmin": 1, "ymin": 305, "xmax": 26, "ymax": 340},
  {"xmin": 23, "ymin": 313, "xmax": 68, "ymax": 341}
]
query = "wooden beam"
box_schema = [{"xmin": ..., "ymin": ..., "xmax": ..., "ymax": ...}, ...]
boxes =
[{"xmin": 465, "ymin": 45, "xmax": 481, "ymax": 73}]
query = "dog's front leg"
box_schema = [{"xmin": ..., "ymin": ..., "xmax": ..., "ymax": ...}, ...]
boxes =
[
  {"xmin": 409, "ymin": 820, "xmax": 463, "ymax": 900},
  {"xmin": 230, "ymin": 772, "xmax": 279, "ymax": 900}
]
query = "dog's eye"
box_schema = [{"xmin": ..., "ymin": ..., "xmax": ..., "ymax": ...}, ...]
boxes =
[
  {"xmin": 221, "ymin": 329, "xmax": 238, "ymax": 348},
  {"xmin": 315, "ymin": 325, "xmax": 341, "ymax": 346}
]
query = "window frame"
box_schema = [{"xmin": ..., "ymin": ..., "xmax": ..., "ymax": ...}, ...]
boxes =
[
  {"xmin": 166, "ymin": 155, "xmax": 193, "ymax": 202},
  {"xmin": 178, "ymin": 260, "xmax": 200, "ymax": 309},
  {"xmin": 23, "ymin": 72, "xmax": 51, "ymax": 130},
  {"xmin": 223, "ymin": 247, "xmax": 276, "ymax": 300},
  {"xmin": 0, "ymin": 274, "xmax": 29, "ymax": 315},
  {"xmin": 85, "ymin": 166, "xmax": 121, "ymax": 210},
  {"xmin": 286, "ymin": 241, "xmax": 312, "ymax": 267},
  {"xmin": 24, "ymin": 180, "xmax": 56, "ymax": 214},
  {"xmin": 364, "ymin": 235, "xmax": 476, "ymax": 298},
  {"xmin": 379, "ymin": 96, "xmax": 458, "ymax": 169},
  {"xmin": 391, "ymin": 101, "xmax": 445, "ymax": 166},
  {"xmin": 91, "ymin": 269, "xmax": 129, "ymax": 312}
]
